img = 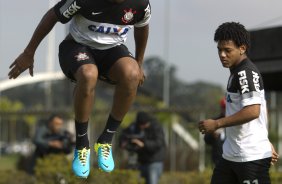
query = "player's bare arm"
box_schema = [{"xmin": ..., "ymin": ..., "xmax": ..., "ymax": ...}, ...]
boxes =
[
  {"xmin": 199, "ymin": 104, "xmax": 260, "ymax": 134},
  {"xmin": 134, "ymin": 25, "xmax": 149, "ymax": 86},
  {"xmin": 270, "ymin": 142, "xmax": 279, "ymax": 165},
  {"xmin": 8, "ymin": 8, "xmax": 58, "ymax": 79}
]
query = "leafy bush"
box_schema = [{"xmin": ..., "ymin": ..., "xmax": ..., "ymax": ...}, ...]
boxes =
[
  {"xmin": 270, "ymin": 171, "xmax": 282, "ymax": 184},
  {"xmin": 34, "ymin": 154, "xmax": 144, "ymax": 184},
  {"xmin": 160, "ymin": 170, "xmax": 212, "ymax": 184},
  {"xmin": 88, "ymin": 169, "xmax": 145, "ymax": 184},
  {"xmin": 1, "ymin": 154, "xmax": 281, "ymax": 184},
  {"xmin": 33, "ymin": 155, "xmax": 282, "ymax": 184},
  {"xmin": 34, "ymin": 154, "xmax": 76, "ymax": 184},
  {"xmin": 0, "ymin": 170, "xmax": 35, "ymax": 184}
]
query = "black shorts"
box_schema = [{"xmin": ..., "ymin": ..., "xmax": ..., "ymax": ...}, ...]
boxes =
[
  {"xmin": 211, "ymin": 157, "xmax": 271, "ymax": 184},
  {"xmin": 58, "ymin": 39, "xmax": 135, "ymax": 84}
]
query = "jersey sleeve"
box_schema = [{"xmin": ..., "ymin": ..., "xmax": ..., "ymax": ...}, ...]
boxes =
[
  {"xmin": 134, "ymin": 2, "xmax": 151, "ymax": 27},
  {"xmin": 236, "ymin": 68, "xmax": 262, "ymax": 107},
  {"xmin": 53, "ymin": 0, "xmax": 83, "ymax": 24}
]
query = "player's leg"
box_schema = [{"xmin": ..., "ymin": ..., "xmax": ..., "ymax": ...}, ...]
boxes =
[
  {"xmin": 108, "ymin": 56, "xmax": 139, "ymax": 119},
  {"xmin": 59, "ymin": 39, "xmax": 97, "ymax": 178},
  {"xmin": 73, "ymin": 63, "xmax": 98, "ymax": 145},
  {"xmin": 211, "ymin": 158, "xmax": 238, "ymax": 184},
  {"xmin": 139, "ymin": 164, "xmax": 150, "ymax": 184},
  {"xmin": 94, "ymin": 45, "xmax": 139, "ymax": 172},
  {"xmin": 97, "ymin": 47, "xmax": 139, "ymax": 143},
  {"xmin": 145, "ymin": 162, "xmax": 163, "ymax": 184},
  {"xmin": 235, "ymin": 157, "xmax": 271, "ymax": 184}
]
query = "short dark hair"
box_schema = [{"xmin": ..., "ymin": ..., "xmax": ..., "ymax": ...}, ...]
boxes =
[
  {"xmin": 47, "ymin": 114, "xmax": 62, "ymax": 123},
  {"xmin": 136, "ymin": 111, "xmax": 151, "ymax": 125},
  {"xmin": 214, "ymin": 22, "xmax": 251, "ymax": 52}
]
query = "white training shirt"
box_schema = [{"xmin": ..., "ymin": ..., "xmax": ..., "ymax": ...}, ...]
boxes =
[
  {"xmin": 54, "ymin": 0, "xmax": 151, "ymax": 50},
  {"xmin": 223, "ymin": 59, "xmax": 272, "ymax": 162}
]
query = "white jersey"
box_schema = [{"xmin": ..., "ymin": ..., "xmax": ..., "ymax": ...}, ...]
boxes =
[
  {"xmin": 54, "ymin": 0, "xmax": 151, "ymax": 49},
  {"xmin": 223, "ymin": 59, "xmax": 272, "ymax": 162}
]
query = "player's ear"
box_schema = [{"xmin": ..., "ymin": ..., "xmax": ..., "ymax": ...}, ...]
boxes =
[{"xmin": 239, "ymin": 45, "xmax": 247, "ymax": 55}]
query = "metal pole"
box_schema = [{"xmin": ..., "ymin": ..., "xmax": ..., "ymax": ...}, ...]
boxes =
[
  {"xmin": 199, "ymin": 112, "xmax": 206, "ymax": 172},
  {"xmin": 278, "ymin": 108, "xmax": 282, "ymax": 171},
  {"xmin": 270, "ymin": 91, "xmax": 277, "ymax": 132},
  {"xmin": 47, "ymin": 0, "xmax": 56, "ymax": 73},
  {"xmin": 45, "ymin": 0, "xmax": 56, "ymax": 109},
  {"xmin": 170, "ymin": 122, "xmax": 176, "ymax": 171},
  {"xmin": 0, "ymin": 0, "xmax": 2, "ymax": 157},
  {"xmin": 0, "ymin": 91, "xmax": 1, "ymax": 157},
  {"xmin": 163, "ymin": 0, "xmax": 170, "ymax": 106}
]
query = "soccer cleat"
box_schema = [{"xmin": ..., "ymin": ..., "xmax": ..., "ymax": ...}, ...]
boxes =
[
  {"xmin": 94, "ymin": 143, "xmax": 115, "ymax": 172},
  {"xmin": 72, "ymin": 147, "xmax": 90, "ymax": 178}
]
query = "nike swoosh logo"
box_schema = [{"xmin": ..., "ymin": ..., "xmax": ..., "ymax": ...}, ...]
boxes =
[
  {"xmin": 82, "ymin": 170, "xmax": 88, "ymax": 174},
  {"xmin": 77, "ymin": 132, "xmax": 87, "ymax": 137},
  {"xmin": 92, "ymin": 12, "xmax": 102, "ymax": 15},
  {"xmin": 106, "ymin": 129, "xmax": 116, "ymax": 133},
  {"xmin": 102, "ymin": 163, "xmax": 109, "ymax": 168}
]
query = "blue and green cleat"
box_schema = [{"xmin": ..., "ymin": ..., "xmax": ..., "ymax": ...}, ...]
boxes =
[
  {"xmin": 72, "ymin": 147, "xmax": 90, "ymax": 178},
  {"xmin": 94, "ymin": 143, "xmax": 114, "ymax": 172}
]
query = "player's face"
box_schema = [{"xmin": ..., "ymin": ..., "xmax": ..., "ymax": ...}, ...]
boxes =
[
  {"xmin": 138, "ymin": 122, "xmax": 150, "ymax": 130},
  {"xmin": 217, "ymin": 40, "xmax": 247, "ymax": 69},
  {"xmin": 50, "ymin": 117, "xmax": 64, "ymax": 133}
]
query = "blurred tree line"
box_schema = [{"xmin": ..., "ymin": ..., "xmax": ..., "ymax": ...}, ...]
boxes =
[
  {"xmin": 1, "ymin": 56, "xmax": 225, "ymax": 116},
  {"xmin": 0, "ymin": 56, "xmax": 225, "ymax": 154}
]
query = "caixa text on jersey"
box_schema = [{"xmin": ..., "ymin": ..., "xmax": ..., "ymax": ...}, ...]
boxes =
[{"xmin": 88, "ymin": 25, "xmax": 129, "ymax": 36}]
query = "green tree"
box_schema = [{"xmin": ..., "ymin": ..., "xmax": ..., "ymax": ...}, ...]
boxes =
[{"xmin": 141, "ymin": 56, "xmax": 224, "ymax": 115}]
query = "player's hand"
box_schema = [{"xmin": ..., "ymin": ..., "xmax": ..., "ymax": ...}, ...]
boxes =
[
  {"xmin": 198, "ymin": 119, "xmax": 218, "ymax": 134},
  {"xmin": 8, "ymin": 51, "xmax": 34, "ymax": 79},
  {"xmin": 131, "ymin": 138, "xmax": 144, "ymax": 148},
  {"xmin": 49, "ymin": 140, "xmax": 63, "ymax": 149},
  {"xmin": 270, "ymin": 143, "xmax": 279, "ymax": 166},
  {"xmin": 138, "ymin": 67, "xmax": 146, "ymax": 86}
]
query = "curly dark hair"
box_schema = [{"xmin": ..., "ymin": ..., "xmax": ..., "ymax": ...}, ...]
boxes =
[{"xmin": 214, "ymin": 22, "xmax": 251, "ymax": 52}]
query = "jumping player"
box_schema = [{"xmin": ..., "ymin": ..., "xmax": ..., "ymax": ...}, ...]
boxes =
[
  {"xmin": 8, "ymin": 0, "xmax": 151, "ymax": 178},
  {"xmin": 198, "ymin": 22, "xmax": 278, "ymax": 184}
]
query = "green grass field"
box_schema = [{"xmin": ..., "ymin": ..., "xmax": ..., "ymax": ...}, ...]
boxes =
[{"xmin": 0, "ymin": 154, "xmax": 19, "ymax": 170}]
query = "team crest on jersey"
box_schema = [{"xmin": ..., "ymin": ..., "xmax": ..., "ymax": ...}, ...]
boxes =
[
  {"xmin": 122, "ymin": 9, "xmax": 136, "ymax": 23},
  {"xmin": 75, "ymin": 52, "xmax": 89, "ymax": 61}
]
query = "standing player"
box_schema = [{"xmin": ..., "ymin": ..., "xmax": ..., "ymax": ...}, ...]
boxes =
[
  {"xmin": 8, "ymin": 0, "xmax": 151, "ymax": 178},
  {"xmin": 198, "ymin": 22, "xmax": 278, "ymax": 184}
]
